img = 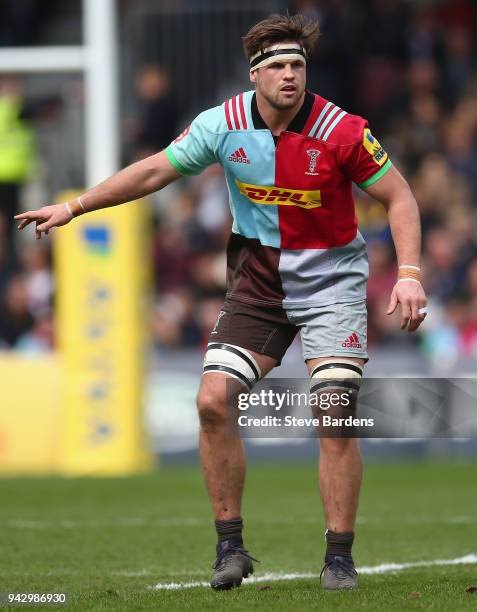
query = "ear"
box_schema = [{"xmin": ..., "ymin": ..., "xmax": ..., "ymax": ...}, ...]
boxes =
[{"xmin": 249, "ymin": 69, "xmax": 257, "ymax": 84}]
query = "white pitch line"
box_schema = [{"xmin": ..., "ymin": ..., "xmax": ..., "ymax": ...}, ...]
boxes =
[
  {"xmin": 5, "ymin": 516, "xmax": 477, "ymax": 530},
  {"xmin": 4, "ymin": 517, "xmax": 206, "ymax": 529},
  {"xmin": 151, "ymin": 554, "xmax": 477, "ymax": 590}
]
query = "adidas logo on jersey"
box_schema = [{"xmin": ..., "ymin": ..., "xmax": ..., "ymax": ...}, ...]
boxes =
[
  {"xmin": 228, "ymin": 148, "xmax": 250, "ymax": 164},
  {"xmin": 342, "ymin": 332, "xmax": 362, "ymax": 349}
]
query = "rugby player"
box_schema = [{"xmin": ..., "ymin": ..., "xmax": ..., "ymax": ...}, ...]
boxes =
[{"xmin": 15, "ymin": 14, "xmax": 428, "ymax": 591}]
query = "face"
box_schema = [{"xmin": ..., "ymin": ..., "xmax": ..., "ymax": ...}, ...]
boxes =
[{"xmin": 250, "ymin": 56, "xmax": 306, "ymax": 111}]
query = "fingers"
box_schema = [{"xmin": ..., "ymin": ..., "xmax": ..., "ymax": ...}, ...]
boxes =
[
  {"xmin": 400, "ymin": 301, "xmax": 411, "ymax": 330},
  {"xmin": 389, "ymin": 282, "xmax": 428, "ymax": 332},
  {"xmin": 15, "ymin": 211, "xmax": 44, "ymax": 230},
  {"xmin": 400, "ymin": 299, "xmax": 427, "ymax": 332},
  {"xmin": 35, "ymin": 219, "xmax": 55, "ymax": 239},
  {"xmin": 15, "ymin": 210, "xmax": 55, "ymax": 234},
  {"xmin": 408, "ymin": 302, "xmax": 427, "ymax": 332},
  {"xmin": 408, "ymin": 302, "xmax": 422, "ymax": 332},
  {"xmin": 18, "ymin": 219, "xmax": 32, "ymax": 230},
  {"xmin": 386, "ymin": 289, "xmax": 398, "ymax": 315}
]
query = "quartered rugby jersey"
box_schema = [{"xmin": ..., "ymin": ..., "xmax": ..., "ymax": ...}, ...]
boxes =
[{"xmin": 165, "ymin": 90, "xmax": 392, "ymax": 309}]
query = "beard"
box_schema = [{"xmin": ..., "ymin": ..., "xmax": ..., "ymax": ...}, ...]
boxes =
[{"xmin": 260, "ymin": 86, "xmax": 304, "ymax": 111}]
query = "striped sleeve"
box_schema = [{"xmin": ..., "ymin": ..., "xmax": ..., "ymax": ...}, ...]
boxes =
[
  {"xmin": 338, "ymin": 118, "xmax": 392, "ymax": 188},
  {"xmin": 166, "ymin": 110, "xmax": 218, "ymax": 176},
  {"xmin": 224, "ymin": 93, "xmax": 249, "ymax": 131},
  {"xmin": 307, "ymin": 101, "xmax": 347, "ymax": 141}
]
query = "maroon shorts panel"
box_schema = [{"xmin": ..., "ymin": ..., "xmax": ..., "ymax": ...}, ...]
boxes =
[{"xmin": 208, "ymin": 299, "xmax": 298, "ymax": 364}]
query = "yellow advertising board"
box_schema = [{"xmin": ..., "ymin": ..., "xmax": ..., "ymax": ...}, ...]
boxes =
[
  {"xmin": 0, "ymin": 354, "xmax": 60, "ymax": 474},
  {"xmin": 54, "ymin": 195, "xmax": 152, "ymax": 475}
]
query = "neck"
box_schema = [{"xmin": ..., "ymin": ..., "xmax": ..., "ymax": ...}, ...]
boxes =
[{"xmin": 256, "ymin": 90, "xmax": 305, "ymax": 136}]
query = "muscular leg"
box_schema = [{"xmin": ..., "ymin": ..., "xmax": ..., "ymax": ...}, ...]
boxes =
[
  {"xmin": 197, "ymin": 351, "xmax": 277, "ymax": 520},
  {"xmin": 318, "ymin": 437, "xmax": 362, "ymax": 532},
  {"xmin": 307, "ymin": 356, "xmax": 364, "ymax": 532}
]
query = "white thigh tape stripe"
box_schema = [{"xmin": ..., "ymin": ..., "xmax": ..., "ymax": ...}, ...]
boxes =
[
  {"xmin": 204, "ymin": 343, "xmax": 261, "ymax": 384},
  {"xmin": 207, "ymin": 343, "xmax": 261, "ymax": 379},
  {"xmin": 202, "ymin": 366, "xmax": 252, "ymax": 389},
  {"xmin": 312, "ymin": 367, "xmax": 363, "ymax": 380},
  {"xmin": 311, "ymin": 360, "xmax": 363, "ymax": 380},
  {"xmin": 310, "ymin": 361, "xmax": 363, "ymax": 396},
  {"xmin": 313, "ymin": 358, "xmax": 363, "ymax": 366},
  {"xmin": 310, "ymin": 380, "xmax": 360, "ymax": 395}
]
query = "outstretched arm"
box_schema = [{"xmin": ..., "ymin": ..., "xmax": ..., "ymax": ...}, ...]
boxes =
[
  {"xmin": 363, "ymin": 165, "xmax": 428, "ymax": 332},
  {"xmin": 15, "ymin": 150, "xmax": 182, "ymax": 239}
]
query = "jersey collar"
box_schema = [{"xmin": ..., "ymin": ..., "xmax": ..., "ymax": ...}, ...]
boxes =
[{"xmin": 251, "ymin": 90, "xmax": 315, "ymax": 135}]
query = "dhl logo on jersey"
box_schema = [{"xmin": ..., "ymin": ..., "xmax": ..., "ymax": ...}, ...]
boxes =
[
  {"xmin": 363, "ymin": 128, "xmax": 388, "ymax": 166},
  {"xmin": 236, "ymin": 180, "xmax": 321, "ymax": 209}
]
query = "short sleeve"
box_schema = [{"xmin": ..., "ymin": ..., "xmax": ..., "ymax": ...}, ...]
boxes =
[
  {"xmin": 165, "ymin": 111, "xmax": 217, "ymax": 176},
  {"xmin": 340, "ymin": 123, "xmax": 392, "ymax": 189}
]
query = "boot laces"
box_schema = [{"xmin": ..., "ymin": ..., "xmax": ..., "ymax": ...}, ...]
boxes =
[
  {"xmin": 320, "ymin": 555, "xmax": 357, "ymax": 581},
  {"xmin": 213, "ymin": 540, "xmax": 259, "ymax": 570}
]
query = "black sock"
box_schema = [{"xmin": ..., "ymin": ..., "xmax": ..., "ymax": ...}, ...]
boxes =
[
  {"xmin": 215, "ymin": 517, "xmax": 243, "ymax": 543},
  {"xmin": 325, "ymin": 529, "xmax": 354, "ymax": 559}
]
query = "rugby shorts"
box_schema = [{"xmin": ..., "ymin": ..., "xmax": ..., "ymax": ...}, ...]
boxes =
[{"xmin": 208, "ymin": 299, "xmax": 368, "ymax": 364}]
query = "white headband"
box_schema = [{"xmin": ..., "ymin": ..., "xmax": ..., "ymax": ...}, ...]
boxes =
[{"xmin": 249, "ymin": 43, "xmax": 307, "ymax": 72}]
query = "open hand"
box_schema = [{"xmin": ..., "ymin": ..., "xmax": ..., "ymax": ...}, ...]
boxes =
[
  {"xmin": 386, "ymin": 280, "xmax": 427, "ymax": 332},
  {"xmin": 15, "ymin": 204, "xmax": 73, "ymax": 239}
]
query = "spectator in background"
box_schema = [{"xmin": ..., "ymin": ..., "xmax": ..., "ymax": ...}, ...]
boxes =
[
  {"xmin": 0, "ymin": 274, "xmax": 34, "ymax": 347},
  {"xmin": 0, "ymin": 76, "xmax": 36, "ymax": 266},
  {"xmin": 129, "ymin": 64, "xmax": 178, "ymax": 161},
  {"xmin": 195, "ymin": 165, "xmax": 231, "ymax": 236},
  {"xmin": 441, "ymin": 25, "xmax": 475, "ymax": 108},
  {"xmin": 0, "ymin": 212, "xmax": 10, "ymax": 291},
  {"xmin": 407, "ymin": 6, "xmax": 440, "ymax": 62},
  {"xmin": 422, "ymin": 228, "xmax": 467, "ymax": 303},
  {"xmin": 443, "ymin": 92, "xmax": 477, "ymax": 196},
  {"xmin": 15, "ymin": 312, "xmax": 54, "ymax": 354},
  {"xmin": 410, "ymin": 153, "xmax": 471, "ymax": 233},
  {"xmin": 19, "ymin": 243, "xmax": 54, "ymax": 317}
]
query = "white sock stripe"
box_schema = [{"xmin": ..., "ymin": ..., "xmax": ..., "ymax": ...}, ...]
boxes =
[{"xmin": 322, "ymin": 110, "xmax": 347, "ymax": 141}]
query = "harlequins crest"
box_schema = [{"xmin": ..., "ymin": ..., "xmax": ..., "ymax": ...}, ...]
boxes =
[{"xmin": 306, "ymin": 149, "xmax": 320, "ymax": 176}]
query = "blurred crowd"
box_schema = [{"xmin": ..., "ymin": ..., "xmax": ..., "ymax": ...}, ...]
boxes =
[{"xmin": 0, "ymin": 0, "xmax": 476, "ymax": 367}]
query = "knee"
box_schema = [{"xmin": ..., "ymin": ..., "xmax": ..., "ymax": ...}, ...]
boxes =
[
  {"xmin": 320, "ymin": 436, "xmax": 358, "ymax": 456},
  {"xmin": 197, "ymin": 390, "xmax": 227, "ymax": 432}
]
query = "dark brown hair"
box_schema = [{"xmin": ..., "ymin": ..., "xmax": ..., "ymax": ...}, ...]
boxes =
[{"xmin": 242, "ymin": 14, "xmax": 320, "ymax": 61}]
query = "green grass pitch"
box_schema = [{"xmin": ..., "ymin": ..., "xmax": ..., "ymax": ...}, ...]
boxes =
[{"xmin": 1, "ymin": 461, "xmax": 477, "ymax": 611}]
